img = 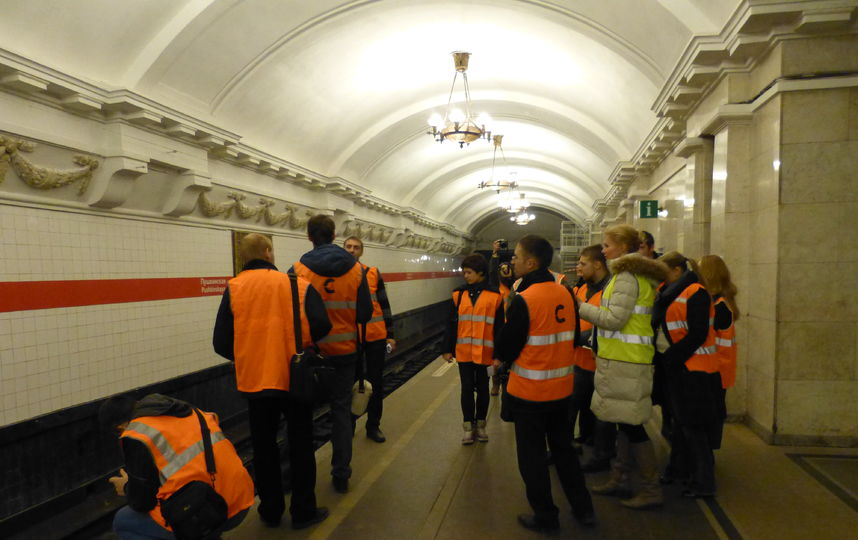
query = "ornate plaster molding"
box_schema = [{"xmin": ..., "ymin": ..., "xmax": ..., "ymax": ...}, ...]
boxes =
[
  {"xmin": 0, "ymin": 135, "xmax": 99, "ymax": 194},
  {"xmin": 196, "ymin": 191, "xmax": 314, "ymax": 230}
]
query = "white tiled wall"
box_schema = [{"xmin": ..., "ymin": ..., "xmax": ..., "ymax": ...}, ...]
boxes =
[
  {"xmin": 0, "ymin": 204, "xmax": 463, "ymax": 426},
  {"xmin": 0, "ymin": 205, "xmax": 228, "ymax": 281}
]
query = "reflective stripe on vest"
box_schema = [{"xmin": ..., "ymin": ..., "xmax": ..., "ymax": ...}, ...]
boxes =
[
  {"xmin": 454, "ymin": 289, "xmax": 502, "ymax": 365},
  {"xmin": 121, "ymin": 410, "xmax": 254, "ymax": 530},
  {"xmin": 294, "ymin": 260, "xmax": 363, "ymax": 356},
  {"xmin": 229, "ymin": 269, "xmax": 310, "ymax": 393},
  {"xmin": 363, "ymin": 265, "xmax": 388, "ymax": 342},
  {"xmin": 714, "ymin": 297, "xmax": 737, "ymax": 388},
  {"xmin": 665, "ymin": 282, "xmax": 719, "ymax": 373},
  {"xmin": 507, "ymin": 281, "xmax": 576, "ymax": 402},
  {"xmin": 597, "ymin": 273, "xmax": 655, "ymax": 365},
  {"xmin": 511, "ymin": 363, "xmax": 574, "ymax": 380}
]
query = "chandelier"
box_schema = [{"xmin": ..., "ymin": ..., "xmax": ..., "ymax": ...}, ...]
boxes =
[
  {"xmin": 478, "ymin": 135, "xmax": 517, "ymax": 191},
  {"xmin": 427, "ymin": 52, "xmax": 491, "ymax": 148},
  {"xmin": 500, "ymin": 191, "xmax": 530, "ymax": 213},
  {"xmin": 511, "ymin": 210, "xmax": 536, "ymax": 225}
]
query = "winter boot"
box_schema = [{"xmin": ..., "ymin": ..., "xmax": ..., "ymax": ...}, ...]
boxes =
[
  {"xmin": 475, "ymin": 420, "xmax": 489, "ymax": 442},
  {"xmin": 591, "ymin": 431, "xmax": 632, "ymax": 497},
  {"xmin": 462, "ymin": 422, "xmax": 475, "ymax": 445},
  {"xmin": 621, "ymin": 440, "xmax": 664, "ymax": 510}
]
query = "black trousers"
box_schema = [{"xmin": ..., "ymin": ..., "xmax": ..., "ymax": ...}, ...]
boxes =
[
  {"xmin": 323, "ymin": 353, "xmax": 357, "ymax": 480},
  {"xmin": 458, "ymin": 362, "xmax": 489, "ymax": 422},
  {"xmin": 247, "ymin": 395, "xmax": 317, "ymax": 523},
  {"xmin": 571, "ymin": 366, "xmax": 596, "ymax": 442},
  {"xmin": 362, "ymin": 340, "xmax": 386, "ymax": 429},
  {"xmin": 512, "ymin": 397, "xmax": 593, "ymax": 523}
]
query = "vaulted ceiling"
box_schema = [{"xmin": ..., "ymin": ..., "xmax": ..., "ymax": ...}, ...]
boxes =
[{"xmin": 0, "ymin": 0, "xmax": 740, "ymax": 239}]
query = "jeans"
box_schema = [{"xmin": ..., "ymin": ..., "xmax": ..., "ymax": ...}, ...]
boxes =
[
  {"xmin": 323, "ymin": 353, "xmax": 357, "ymax": 480},
  {"xmin": 113, "ymin": 506, "xmax": 248, "ymax": 540},
  {"xmin": 457, "ymin": 362, "xmax": 489, "ymax": 422}
]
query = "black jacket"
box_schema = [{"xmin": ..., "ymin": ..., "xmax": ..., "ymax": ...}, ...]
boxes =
[
  {"xmin": 121, "ymin": 394, "xmax": 194, "ymax": 513},
  {"xmin": 652, "ymin": 270, "xmax": 711, "ymax": 367},
  {"xmin": 212, "ymin": 259, "xmax": 332, "ymax": 397},
  {"xmin": 441, "ymin": 280, "xmax": 506, "ymax": 355}
]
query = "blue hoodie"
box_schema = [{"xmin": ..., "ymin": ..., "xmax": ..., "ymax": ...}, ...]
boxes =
[{"xmin": 295, "ymin": 243, "xmax": 373, "ymax": 325}]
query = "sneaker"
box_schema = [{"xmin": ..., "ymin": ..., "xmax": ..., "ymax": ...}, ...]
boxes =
[
  {"xmin": 475, "ymin": 420, "xmax": 489, "ymax": 442},
  {"xmin": 292, "ymin": 507, "xmax": 329, "ymax": 530},
  {"xmin": 462, "ymin": 422, "xmax": 475, "ymax": 445}
]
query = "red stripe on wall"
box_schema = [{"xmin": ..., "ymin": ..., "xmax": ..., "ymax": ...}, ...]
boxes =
[
  {"xmin": 383, "ymin": 271, "xmax": 460, "ymax": 282},
  {"xmin": 0, "ymin": 277, "xmax": 231, "ymax": 313},
  {"xmin": 0, "ymin": 272, "xmax": 460, "ymax": 312}
]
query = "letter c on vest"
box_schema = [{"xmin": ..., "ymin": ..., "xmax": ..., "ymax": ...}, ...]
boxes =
[
  {"xmin": 324, "ymin": 278, "xmax": 335, "ymax": 293},
  {"xmin": 555, "ymin": 304, "xmax": 565, "ymax": 323}
]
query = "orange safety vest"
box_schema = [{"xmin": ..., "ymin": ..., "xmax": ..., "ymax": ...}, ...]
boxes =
[
  {"xmin": 714, "ymin": 297, "xmax": 737, "ymax": 388},
  {"xmin": 572, "ymin": 283, "xmax": 600, "ymax": 372},
  {"xmin": 507, "ymin": 281, "xmax": 576, "ymax": 402},
  {"xmin": 362, "ymin": 264, "xmax": 388, "ymax": 342},
  {"xmin": 453, "ymin": 288, "xmax": 503, "ymax": 365},
  {"xmin": 512, "ymin": 271, "xmax": 564, "ymax": 291},
  {"xmin": 121, "ymin": 411, "xmax": 254, "ymax": 530},
  {"xmin": 229, "ymin": 269, "xmax": 311, "ymax": 393},
  {"xmin": 294, "ymin": 261, "xmax": 363, "ymax": 357},
  {"xmin": 665, "ymin": 283, "xmax": 719, "ymax": 373}
]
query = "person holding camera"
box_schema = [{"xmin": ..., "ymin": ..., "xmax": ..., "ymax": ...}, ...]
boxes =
[
  {"xmin": 99, "ymin": 393, "xmax": 254, "ymax": 540},
  {"xmin": 213, "ymin": 233, "xmax": 332, "ymax": 528}
]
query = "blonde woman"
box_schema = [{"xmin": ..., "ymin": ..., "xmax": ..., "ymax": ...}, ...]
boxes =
[{"xmin": 576, "ymin": 225, "xmax": 667, "ymax": 510}]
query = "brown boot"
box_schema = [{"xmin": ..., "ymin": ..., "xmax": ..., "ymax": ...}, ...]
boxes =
[
  {"xmin": 591, "ymin": 431, "xmax": 632, "ymax": 497},
  {"xmin": 462, "ymin": 422, "xmax": 475, "ymax": 445},
  {"xmin": 621, "ymin": 440, "xmax": 664, "ymax": 510}
]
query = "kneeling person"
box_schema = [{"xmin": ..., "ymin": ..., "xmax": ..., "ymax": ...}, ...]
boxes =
[{"xmin": 99, "ymin": 393, "xmax": 254, "ymax": 540}]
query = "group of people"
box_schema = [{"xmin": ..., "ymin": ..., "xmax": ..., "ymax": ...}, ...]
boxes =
[
  {"xmin": 96, "ymin": 217, "xmax": 738, "ymax": 538},
  {"xmin": 99, "ymin": 215, "xmax": 396, "ymax": 539},
  {"xmin": 443, "ymin": 226, "xmax": 738, "ymax": 532}
]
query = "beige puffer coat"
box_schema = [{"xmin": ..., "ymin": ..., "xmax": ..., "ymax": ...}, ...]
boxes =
[{"xmin": 577, "ymin": 253, "xmax": 668, "ymax": 425}]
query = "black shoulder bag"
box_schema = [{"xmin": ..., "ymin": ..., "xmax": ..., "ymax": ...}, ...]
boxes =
[
  {"xmin": 288, "ymin": 273, "xmax": 325, "ymax": 404},
  {"xmin": 159, "ymin": 410, "xmax": 228, "ymax": 540}
]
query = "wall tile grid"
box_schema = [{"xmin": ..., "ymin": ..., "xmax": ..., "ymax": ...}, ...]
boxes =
[
  {"xmin": 0, "ymin": 204, "xmax": 232, "ymax": 426},
  {"xmin": 0, "ymin": 208, "xmax": 462, "ymax": 426}
]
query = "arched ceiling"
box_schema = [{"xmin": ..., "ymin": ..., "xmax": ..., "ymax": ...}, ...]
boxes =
[{"xmin": 0, "ymin": 0, "xmax": 740, "ymax": 235}]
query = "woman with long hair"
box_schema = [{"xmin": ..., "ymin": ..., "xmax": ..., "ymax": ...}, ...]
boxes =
[
  {"xmin": 652, "ymin": 251, "xmax": 721, "ymax": 497},
  {"xmin": 576, "ymin": 225, "xmax": 668, "ymax": 510}
]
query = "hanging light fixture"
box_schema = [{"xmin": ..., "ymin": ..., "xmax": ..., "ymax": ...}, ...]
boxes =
[
  {"xmin": 478, "ymin": 135, "xmax": 517, "ymax": 190},
  {"xmin": 427, "ymin": 52, "xmax": 491, "ymax": 148},
  {"xmin": 510, "ymin": 210, "xmax": 536, "ymax": 225},
  {"xmin": 503, "ymin": 191, "xmax": 530, "ymax": 213}
]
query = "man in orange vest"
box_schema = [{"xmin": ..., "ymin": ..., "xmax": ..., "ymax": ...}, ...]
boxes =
[
  {"xmin": 293, "ymin": 215, "xmax": 373, "ymax": 494},
  {"xmin": 213, "ymin": 233, "xmax": 332, "ymax": 529},
  {"xmin": 343, "ymin": 235, "xmax": 395, "ymax": 443},
  {"xmin": 572, "ymin": 245, "xmax": 617, "ymax": 473},
  {"xmin": 495, "ymin": 235, "xmax": 595, "ymax": 533},
  {"xmin": 99, "ymin": 393, "xmax": 254, "ymax": 539}
]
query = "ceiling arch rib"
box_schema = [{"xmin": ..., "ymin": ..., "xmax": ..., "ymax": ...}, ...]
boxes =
[
  {"xmin": 426, "ymin": 166, "xmax": 595, "ymax": 223},
  {"xmin": 331, "ymin": 93, "xmax": 633, "ymax": 179},
  {"xmin": 444, "ymin": 186, "xmax": 587, "ymax": 229},
  {"xmin": 459, "ymin": 195, "xmax": 583, "ymax": 232},
  {"xmin": 401, "ymin": 144, "xmax": 607, "ymax": 207}
]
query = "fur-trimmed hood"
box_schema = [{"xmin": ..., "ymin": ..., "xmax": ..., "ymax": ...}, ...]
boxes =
[{"xmin": 609, "ymin": 253, "xmax": 668, "ymax": 284}]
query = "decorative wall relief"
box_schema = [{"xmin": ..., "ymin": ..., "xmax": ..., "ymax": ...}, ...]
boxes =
[
  {"xmin": 0, "ymin": 135, "xmax": 99, "ymax": 195},
  {"xmin": 197, "ymin": 191, "xmax": 313, "ymax": 230},
  {"xmin": 341, "ymin": 219, "xmax": 395, "ymax": 245}
]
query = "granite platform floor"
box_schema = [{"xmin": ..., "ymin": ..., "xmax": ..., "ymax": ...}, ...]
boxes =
[{"xmin": 225, "ymin": 357, "xmax": 858, "ymax": 540}]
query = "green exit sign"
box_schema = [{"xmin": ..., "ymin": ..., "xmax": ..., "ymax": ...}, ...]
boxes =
[{"xmin": 639, "ymin": 200, "xmax": 658, "ymax": 218}]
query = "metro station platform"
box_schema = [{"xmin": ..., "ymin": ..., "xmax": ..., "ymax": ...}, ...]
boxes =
[{"xmin": 227, "ymin": 357, "xmax": 858, "ymax": 540}]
